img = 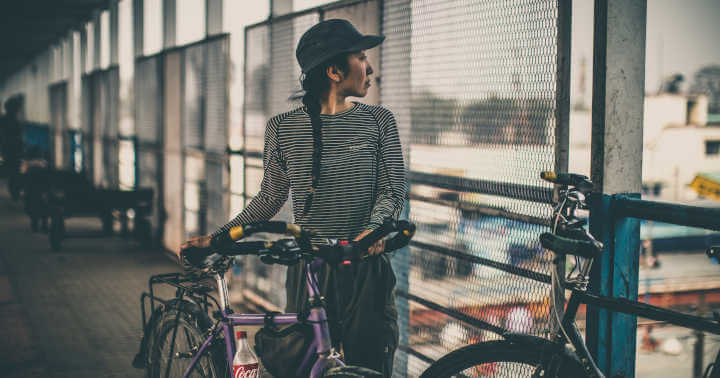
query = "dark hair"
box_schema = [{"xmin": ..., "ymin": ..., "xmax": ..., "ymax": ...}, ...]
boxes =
[{"xmin": 297, "ymin": 53, "xmax": 351, "ymax": 216}]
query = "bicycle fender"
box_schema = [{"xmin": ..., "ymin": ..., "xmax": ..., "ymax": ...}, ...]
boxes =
[
  {"xmin": 132, "ymin": 303, "xmax": 168, "ymax": 369},
  {"xmin": 502, "ymin": 333, "xmax": 603, "ymax": 378},
  {"xmin": 323, "ymin": 365, "xmax": 383, "ymax": 377}
]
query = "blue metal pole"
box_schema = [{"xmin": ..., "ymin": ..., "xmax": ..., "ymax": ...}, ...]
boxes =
[
  {"xmin": 610, "ymin": 193, "xmax": 641, "ymax": 377},
  {"xmin": 588, "ymin": 193, "xmax": 613, "ymax": 372}
]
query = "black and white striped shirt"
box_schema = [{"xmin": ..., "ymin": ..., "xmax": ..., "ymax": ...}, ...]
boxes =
[{"xmin": 215, "ymin": 102, "xmax": 407, "ymax": 242}]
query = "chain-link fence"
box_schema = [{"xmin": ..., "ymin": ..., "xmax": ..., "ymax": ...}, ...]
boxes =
[{"xmin": 238, "ymin": 0, "xmax": 569, "ymax": 376}]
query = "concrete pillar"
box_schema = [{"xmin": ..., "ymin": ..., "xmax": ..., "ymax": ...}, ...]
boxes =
[
  {"xmin": 206, "ymin": 0, "xmax": 222, "ymax": 36},
  {"xmin": 93, "ymin": 11, "xmax": 102, "ymax": 70},
  {"xmin": 552, "ymin": 0, "xmax": 572, "ymax": 333},
  {"xmin": 133, "ymin": 0, "xmax": 144, "ymax": 57},
  {"xmin": 587, "ymin": 1, "xmax": 647, "ymax": 377},
  {"xmin": 270, "ymin": 0, "xmax": 292, "ymax": 17},
  {"xmin": 110, "ymin": 0, "xmax": 119, "ymax": 65},
  {"xmin": 163, "ymin": 0, "xmax": 176, "ymax": 48},
  {"xmin": 80, "ymin": 28, "xmax": 88, "ymax": 74}
]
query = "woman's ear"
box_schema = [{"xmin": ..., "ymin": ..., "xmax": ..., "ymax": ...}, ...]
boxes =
[{"xmin": 326, "ymin": 65, "xmax": 344, "ymax": 83}]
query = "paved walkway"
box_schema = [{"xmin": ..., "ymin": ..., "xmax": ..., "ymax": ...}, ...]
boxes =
[{"xmin": 0, "ymin": 180, "xmax": 180, "ymax": 378}]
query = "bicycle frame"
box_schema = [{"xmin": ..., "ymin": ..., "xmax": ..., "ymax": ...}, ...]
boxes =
[
  {"xmin": 147, "ymin": 258, "xmax": 343, "ymax": 378},
  {"xmin": 549, "ymin": 286, "xmax": 720, "ymax": 377}
]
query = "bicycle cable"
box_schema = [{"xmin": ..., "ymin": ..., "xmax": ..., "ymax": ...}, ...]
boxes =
[{"xmin": 549, "ymin": 193, "xmax": 575, "ymax": 347}]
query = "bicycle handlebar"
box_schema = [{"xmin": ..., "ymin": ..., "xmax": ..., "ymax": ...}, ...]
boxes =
[
  {"xmin": 314, "ymin": 220, "xmax": 416, "ymax": 265},
  {"xmin": 210, "ymin": 221, "xmax": 306, "ymax": 251},
  {"xmin": 182, "ymin": 219, "xmax": 415, "ymax": 269}
]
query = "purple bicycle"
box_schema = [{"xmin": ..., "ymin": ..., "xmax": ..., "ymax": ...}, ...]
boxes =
[{"xmin": 133, "ymin": 219, "xmax": 415, "ymax": 378}]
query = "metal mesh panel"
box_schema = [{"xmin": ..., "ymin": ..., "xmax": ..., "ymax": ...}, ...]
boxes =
[
  {"xmin": 204, "ymin": 38, "xmax": 228, "ymax": 154},
  {"xmin": 92, "ymin": 71, "xmax": 107, "ymax": 186},
  {"xmin": 204, "ymin": 37, "xmax": 230, "ymax": 234},
  {"xmin": 135, "ymin": 55, "xmax": 163, "ymax": 243},
  {"xmin": 49, "ymin": 82, "xmax": 68, "ymax": 168},
  {"xmin": 138, "ymin": 146, "xmax": 162, "ymax": 234},
  {"xmin": 240, "ymin": 1, "xmax": 568, "ymax": 376},
  {"xmin": 80, "ymin": 75, "xmax": 93, "ymax": 174},
  {"xmin": 183, "ymin": 44, "xmax": 206, "ymax": 149},
  {"xmin": 205, "ymin": 158, "xmax": 227, "ymax": 236},
  {"xmin": 382, "ymin": 0, "xmax": 562, "ymax": 375},
  {"xmin": 135, "ymin": 57, "xmax": 162, "ymax": 144},
  {"xmin": 244, "ymin": 25, "xmax": 270, "ymax": 154},
  {"xmin": 268, "ymin": 14, "xmax": 318, "ymax": 116},
  {"xmin": 103, "ymin": 68, "xmax": 120, "ymax": 188},
  {"xmin": 184, "ymin": 152, "xmax": 205, "ymax": 236}
]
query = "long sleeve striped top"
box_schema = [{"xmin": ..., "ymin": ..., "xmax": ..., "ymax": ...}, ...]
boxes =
[{"xmin": 214, "ymin": 102, "xmax": 407, "ymax": 242}]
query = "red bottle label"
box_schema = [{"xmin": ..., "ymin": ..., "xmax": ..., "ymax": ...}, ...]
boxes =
[{"xmin": 233, "ymin": 363, "xmax": 259, "ymax": 378}]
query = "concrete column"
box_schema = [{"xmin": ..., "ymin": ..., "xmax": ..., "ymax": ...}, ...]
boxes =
[
  {"xmin": 270, "ymin": 0, "xmax": 292, "ymax": 17},
  {"xmin": 206, "ymin": 0, "xmax": 223, "ymax": 36},
  {"xmin": 587, "ymin": 1, "xmax": 647, "ymax": 377},
  {"xmin": 80, "ymin": 28, "xmax": 88, "ymax": 74},
  {"xmin": 110, "ymin": 0, "xmax": 119, "ymax": 65},
  {"xmin": 93, "ymin": 11, "xmax": 102, "ymax": 70},
  {"xmin": 552, "ymin": 0, "xmax": 572, "ymax": 334},
  {"xmin": 133, "ymin": 0, "xmax": 144, "ymax": 57},
  {"xmin": 163, "ymin": 0, "xmax": 176, "ymax": 48}
]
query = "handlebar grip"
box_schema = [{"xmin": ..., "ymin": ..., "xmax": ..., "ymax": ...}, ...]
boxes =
[
  {"xmin": 540, "ymin": 171, "xmax": 594, "ymax": 192},
  {"xmin": 181, "ymin": 246, "xmax": 213, "ymax": 268},
  {"xmin": 229, "ymin": 241, "xmax": 272, "ymax": 256},
  {"xmin": 355, "ymin": 219, "xmax": 397, "ymax": 252},
  {"xmin": 539, "ymin": 232, "xmax": 603, "ymax": 259},
  {"xmin": 211, "ymin": 221, "xmax": 304, "ymax": 250},
  {"xmin": 384, "ymin": 220, "xmax": 416, "ymax": 252}
]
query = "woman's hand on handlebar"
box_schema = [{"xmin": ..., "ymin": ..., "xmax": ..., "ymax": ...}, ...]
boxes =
[
  {"xmin": 354, "ymin": 229, "xmax": 385, "ymax": 256},
  {"xmin": 177, "ymin": 235, "xmax": 211, "ymax": 262}
]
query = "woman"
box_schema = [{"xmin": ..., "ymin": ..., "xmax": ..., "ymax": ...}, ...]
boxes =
[{"xmin": 179, "ymin": 19, "xmax": 407, "ymax": 376}]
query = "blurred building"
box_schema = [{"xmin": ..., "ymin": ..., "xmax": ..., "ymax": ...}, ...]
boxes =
[{"xmin": 570, "ymin": 93, "xmax": 720, "ymax": 204}]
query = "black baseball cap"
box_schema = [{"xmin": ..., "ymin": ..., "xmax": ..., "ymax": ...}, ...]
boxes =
[{"xmin": 296, "ymin": 19, "xmax": 385, "ymax": 74}]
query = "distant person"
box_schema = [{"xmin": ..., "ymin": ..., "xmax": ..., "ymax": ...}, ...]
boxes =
[
  {"xmin": 641, "ymin": 324, "xmax": 659, "ymax": 352},
  {"xmin": 641, "ymin": 239, "xmax": 660, "ymax": 268},
  {"xmin": 0, "ymin": 96, "xmax": 25, "ymax": 201},
  {"xmin": 21, "ymin": 146, "xmax": 50, "ymax": 232}
]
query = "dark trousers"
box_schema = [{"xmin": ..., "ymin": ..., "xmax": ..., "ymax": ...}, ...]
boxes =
[{"xmin": 286, "ymin": 255, "xmax": 399, "ymax": 377}]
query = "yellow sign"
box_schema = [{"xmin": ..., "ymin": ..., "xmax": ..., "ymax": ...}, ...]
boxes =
[{"xmin": 690, "ymin": 174, "xmax": 720, "ymax": 201}]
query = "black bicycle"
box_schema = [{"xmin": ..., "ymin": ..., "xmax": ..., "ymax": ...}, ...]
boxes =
[{"xmin": 421, "ymin": 171, "xmax": 720, "ymax": 378}]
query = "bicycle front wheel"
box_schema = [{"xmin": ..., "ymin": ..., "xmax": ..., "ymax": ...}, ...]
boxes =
[
  {"xmin": 420, "ymin": 340, "xmax": 589, "ymax": 378},
  {"xmin": 150, "ymin": 309, "xmax": 223, "ymax": 378}
]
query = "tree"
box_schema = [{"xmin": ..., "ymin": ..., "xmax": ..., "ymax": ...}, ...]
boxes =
[{"xmin": 690, "ymin": 65, "xmax": 720, "ymax": 114}]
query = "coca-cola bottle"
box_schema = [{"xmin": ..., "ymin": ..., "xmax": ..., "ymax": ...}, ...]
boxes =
[{"xmin": 233, "ymin": 331, "xmax": 259, "ymax": 378}]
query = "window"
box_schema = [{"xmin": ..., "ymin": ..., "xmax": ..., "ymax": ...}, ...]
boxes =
[
  {"xmin": 176, "ymin": 0, "xmax": 206, "ymax": 45},
  {"xmin": 706, "ymin": 140, "xmax": 720, "ymax": 156}
]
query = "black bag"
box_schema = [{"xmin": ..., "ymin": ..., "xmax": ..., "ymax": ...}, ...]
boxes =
[{"xmin": 254, "ymin": 313, "xmax": 316, "ymax": 378}]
